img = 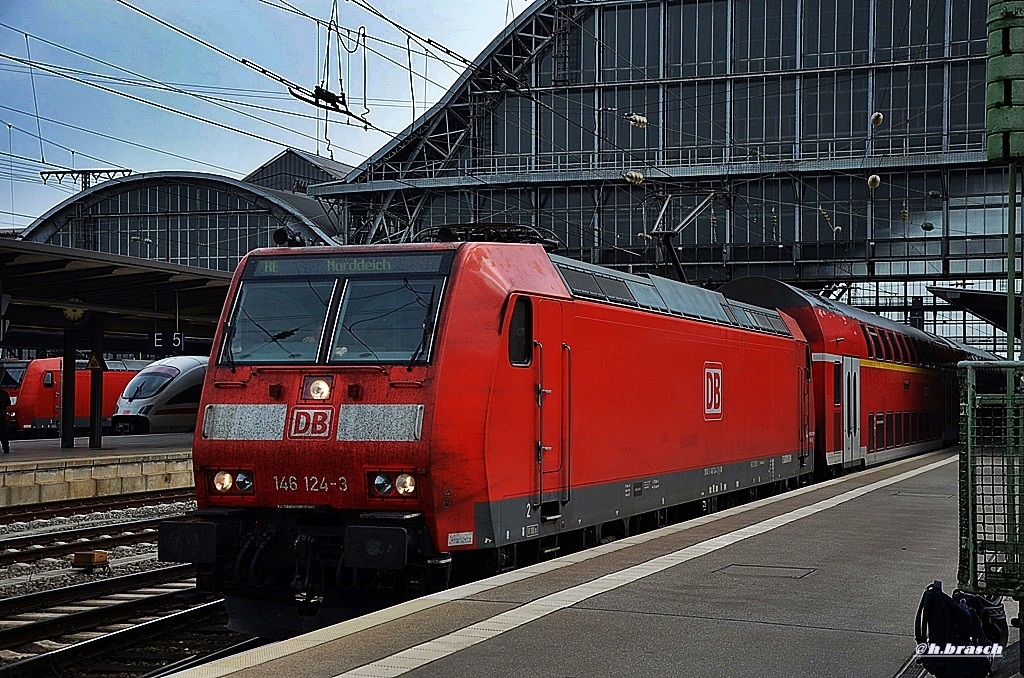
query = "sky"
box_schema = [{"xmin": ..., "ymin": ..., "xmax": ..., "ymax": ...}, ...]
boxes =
[{"xmin": 0, "ymin": 0, "xmax": 533, "ymax": 231}]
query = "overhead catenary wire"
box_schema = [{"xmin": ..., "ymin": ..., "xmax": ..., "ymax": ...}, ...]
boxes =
[
  {"xmin": 0, "ymin": 51, "xmax": 369, "ymax": 163},
  {"xmin": 114, "ymin": 0, "xmax": 377, "ymax": 129},
  {"xmin": 22, "ymin": 34, "xmax": 44, "ymax": 163},
  {"xmin": 0, "ymin": 102, "xmax": 242, "ymax": 176},
  {"xmin": 0, "ymin": 22, "xmax": 382, "ymax": 157}
]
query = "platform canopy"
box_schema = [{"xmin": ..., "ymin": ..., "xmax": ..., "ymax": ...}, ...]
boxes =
[
  {"xmin": 928, "ymin": 286, "xmax": 1021, "ymax": 333},
  {"xmin": 0, "ymin": 238, "xmax": 232, "ymax": 352}
]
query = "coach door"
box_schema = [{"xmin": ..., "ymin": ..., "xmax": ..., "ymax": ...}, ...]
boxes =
[
  {"xmin": 842, "ymin": 356, "xmax": 861, "ymax": 466},
  {"xmin": 534, "ymin": 299, "xmax": 569, "ymax": 516}
]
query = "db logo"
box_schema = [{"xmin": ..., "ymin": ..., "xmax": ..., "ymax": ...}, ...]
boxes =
[
  {"xmin": 704, "ymin": 363, "xmax": 723, "ymax": 420},
  {"xmin": 289, "ymin": 408, "xmax": 333, "ymax": 437}
]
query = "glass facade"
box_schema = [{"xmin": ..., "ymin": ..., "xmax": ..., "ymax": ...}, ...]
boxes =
[
  {"xmin": 26, "ymin": 176, "xmax": 329, "ymax": 272},
  {"xmin": 330, "ymin": 0, "xmax": 1007, "ymax": 351}
]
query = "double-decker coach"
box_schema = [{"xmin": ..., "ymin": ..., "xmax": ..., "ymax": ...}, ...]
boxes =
[{"xmin": 719, "ymin": 278, "xmax": 991, "ymax": 472}]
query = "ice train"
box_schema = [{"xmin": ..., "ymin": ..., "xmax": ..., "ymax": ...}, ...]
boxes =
[{"xmin": 113, "ymin": 356, "xmax": 208, "ymax": 434}]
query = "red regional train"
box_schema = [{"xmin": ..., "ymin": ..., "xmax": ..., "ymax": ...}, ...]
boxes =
[
  {"xmin": 13, "ymin": 358, "xmax": 147, "ymax": 435},
  {"xmin": 159, "ymin": 242, "xmax": 985, "ymax": 638}
]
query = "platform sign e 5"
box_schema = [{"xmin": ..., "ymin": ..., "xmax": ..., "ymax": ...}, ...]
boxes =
[{"xmin": 704, "ymin": 363, "xmax": 723, "ymax": 420}]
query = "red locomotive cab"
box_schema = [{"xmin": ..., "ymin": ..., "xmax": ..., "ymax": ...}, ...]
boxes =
[{"xmin": 12, "ymin": 358, "xmax": 140, "ymax": 434}]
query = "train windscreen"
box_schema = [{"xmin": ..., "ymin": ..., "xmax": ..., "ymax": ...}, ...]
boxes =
[
  {"xmin": 122, "ymin": 365, "xmax": 181, "ymax": 400},
  {"xmin": 221, "ymin": 252, "xmax": 451, "ymax": 366},
  {"xmin": 0, "ymin": 361, "xmax": 28, "ymax": 388},
  {"xmin": 329, "ymin": 278, "xmax": 444, "ymax": 363}
]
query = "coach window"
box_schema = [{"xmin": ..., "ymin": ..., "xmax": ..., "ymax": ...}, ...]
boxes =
[
  {"xmin": 878, "ymin": 330, "xmax": 891, "ymax": 362},
  {"xmin": 895, "ymin": 412, "xmax": 903, "ymax": 446},
  {"xmin": 833, "ymin": 362, "xmax": 842, "ymax": 406},
  {"xmin": 508, "ymin": 297, "xmax": 532, "ymax": 366},
  {"xmin": 898, "ymin": 335, "xmax": 911, "ymax": 364},
  {"xmin": 892, "ymin": 333, "xmax": 905, "ymax": 364},
  {"xmin": 886, "ymin": 412, "xmax": 895, "ymax": 448},
  {"xmin": 860, "ymin": 323, "xmax": 873, "ymax": 358},
  {"xmin": 867, "ymin": 326, "xmax": 881, "ymax": 359}
]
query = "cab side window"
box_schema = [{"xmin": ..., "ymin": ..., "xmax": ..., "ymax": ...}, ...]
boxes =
[{"xmin": 508, "ymin": 297, "xmax": 532, "ymax": 366}]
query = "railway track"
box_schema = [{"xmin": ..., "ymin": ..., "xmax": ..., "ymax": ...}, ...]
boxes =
[
  {"xmin": 0, "ymin": 517, "xmax": 188, "ymax": 566},
  {"xmin": 0, "ymin": 490, "xmax": 194, "ymax": 525},
  {"xmin": 0, "ymin": 565, "xmax": 195, "ymax": 620},
  {"xmin": 0, "ymin": 566, "xmax": 198, "ymax": 653},
  {"xmin": 0, "ymin": 602, "xmax": 264, "ymax": 678}
]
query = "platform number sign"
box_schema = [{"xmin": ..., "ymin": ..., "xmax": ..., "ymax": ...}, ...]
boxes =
[
  {"xmin": 704, "ymin": 363, "xmax": 723, "ymax": 421},
  {"xmin": 151, "ymin": 332, "xmax": 185, "ymax": 355}
]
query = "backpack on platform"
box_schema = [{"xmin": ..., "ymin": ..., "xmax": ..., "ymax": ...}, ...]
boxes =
[{"xmin": 914, "ymin": 580, "xmax": 995, "ymax": 678}]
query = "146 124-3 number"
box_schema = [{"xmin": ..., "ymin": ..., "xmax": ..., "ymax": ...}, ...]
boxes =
[{"xmin": 273, "ymin": 475, "xmax": 347, "ymax": 492}]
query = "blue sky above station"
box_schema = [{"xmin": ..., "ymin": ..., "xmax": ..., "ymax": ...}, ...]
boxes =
[{"xmin": 0, "ymin": 0, "xmax": 531, "ymax": 229}]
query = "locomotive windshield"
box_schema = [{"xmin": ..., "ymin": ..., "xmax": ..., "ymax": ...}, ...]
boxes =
[
  {"xmin": 0, "ymin": 361, "xmax": 27, "ymax": 388},
  {"xmin": 220, "ymin": 251, "xmax": 451, "ymax": 366}
]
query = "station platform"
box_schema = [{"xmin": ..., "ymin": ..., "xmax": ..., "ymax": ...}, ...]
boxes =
[
  {"xmin": 0, "ymin": 433, "xmax": 193, "ymax": 507},
  {"xmin": 179, "ymin": 449, "xmax": 1018, "ymax": 678}
]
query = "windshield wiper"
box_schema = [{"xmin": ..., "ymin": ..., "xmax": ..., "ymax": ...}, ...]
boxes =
[
  {"xmin": 223, "ymin": 322, "xmax": 237, "ymax": 371},
  {"xmin": 269, "ymin": 327, "xmax": 300, "ymax": 341},
  {"xmin": 126, "ymin": 383, "xmax": 143, "ymax": 403},
  {"xmin": 407, "ymin": 286, "xmax": 436, "ymax": 371}
]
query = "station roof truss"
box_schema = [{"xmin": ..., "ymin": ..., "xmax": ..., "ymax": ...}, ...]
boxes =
[
  {"xmin": 0, "ymin": 238, "xmax": 231, "ymax": 349},
  {"xmin": 307, "ymin": 0, "xmax": 581, "ymax": 237}
]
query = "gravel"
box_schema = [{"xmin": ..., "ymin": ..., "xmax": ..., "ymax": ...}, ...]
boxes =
[
  {"xmin": 0, "ymin": 501, "xmax": 196, "ymax": 538},
  {"xmin": 0, "ymin": 500, "xmax": 198, "ymax": 599}
]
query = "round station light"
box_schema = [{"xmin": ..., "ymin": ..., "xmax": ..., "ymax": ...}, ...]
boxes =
[
  {"xmin": 235, "ymin": 471, "xmax": 254, "ymax": 492},
  {"xmin": 373, "ymin": 473, "xmax": 393, "ymax": 496},
  {"xmin": 308, "ymin": 378, "xmax": 331, "ymax": 400},
  {"xmin": 213, "ymin": 471, "xmax": 234, "ymax": 492},
  {"xmin": 395, "ymin": 474, "xmax": 416, "ymax": 496}
]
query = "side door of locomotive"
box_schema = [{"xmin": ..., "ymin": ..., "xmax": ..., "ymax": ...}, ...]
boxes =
[
  {"xmin": 842, "ymin": 356, "xmax": 861, "ymax": 466},
  {"xmin": 534, "ymin": 298, "xmax": 570, "ymax": 514}
]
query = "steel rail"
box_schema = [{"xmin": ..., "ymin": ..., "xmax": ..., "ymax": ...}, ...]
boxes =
[
  {"xmin": 0, "ymin": 489, "xmax": 194, "ymax": 524},
  {"xmin": 0, "ymin": 601, "xmax": 228, "ymax": 678},
  {"xmin": 0, "ymin": 563, "xmax": 194, "ymax": 617},
  {"xmin": 0, "ymin": 516, "xmax": 190, "ymax": 566}
]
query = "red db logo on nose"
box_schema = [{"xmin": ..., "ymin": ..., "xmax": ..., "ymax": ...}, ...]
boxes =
[
  {"xmin": 704, "ymin": 363, "xmax": 723, "ymax": 420},
  {"xmin": 289, "ymin": 408, "xmax": 333, "ymax": 437}
]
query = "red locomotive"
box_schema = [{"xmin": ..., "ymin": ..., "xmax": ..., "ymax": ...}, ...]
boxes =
[
  {"xmin": 160, "ymin": 242, "xmax": 981, "ymax": 638},
  {"xmin": 13, "ymin": 357, "xmax": 145, "ymax": 435}
]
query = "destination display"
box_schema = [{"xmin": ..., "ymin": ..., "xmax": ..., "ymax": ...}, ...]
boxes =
[{"xmin": 247, "ymin": 252, "xmax": 452, "ymax": 278}]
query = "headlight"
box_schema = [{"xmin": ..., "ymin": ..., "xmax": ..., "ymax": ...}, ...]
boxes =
[
  {"xmin": 235, "ymin": 471, "xmax": 254, "ymax": 492},
  {"xmin": 373, "ymin": 473, "xmax": 393, "ymax": 495},
  {"xmin": 395, "ymin": 473, "xmax": 416, "ymax": 495},
  {"xmin": 213, "ymin": 471, "xmax": 234, "ymax": 492},
  {"xmin": 302, "ymin": 375, "xmax": 333, "ymax": 400},
  {"xmin": 309, "ymin": 379, "xmax": 331, "ymax": 400}
]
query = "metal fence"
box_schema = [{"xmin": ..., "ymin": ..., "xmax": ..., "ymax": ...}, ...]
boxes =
[{"xmin": 958, "ymin": 360, "xmax": 1024, "ymax": 595}]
